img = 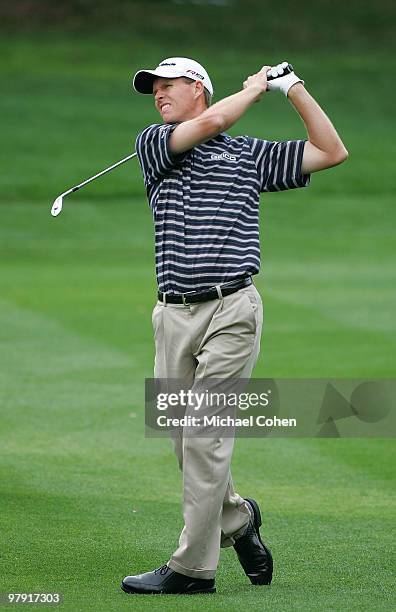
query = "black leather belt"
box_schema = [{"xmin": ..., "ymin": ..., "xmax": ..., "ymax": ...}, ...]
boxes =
[{"xmin": 158, "ymin": 276, "xmax": 252, "ymax": 305}]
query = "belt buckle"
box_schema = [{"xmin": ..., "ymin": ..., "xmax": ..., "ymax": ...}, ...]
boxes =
[{"xmin": 181, "ymin": 289, "xmax": 196, "ymax": 305}]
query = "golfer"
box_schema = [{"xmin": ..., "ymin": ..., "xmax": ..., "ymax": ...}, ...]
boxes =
[{"xmin": 121, "ymin": 57, "xmax": 348, "ymax": 595}]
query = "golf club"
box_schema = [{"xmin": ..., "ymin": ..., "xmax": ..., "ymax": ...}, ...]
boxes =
[
  {"xmin": 51, "ymin": 152, "xmax": 137, "ymax": 217},
  {"xmin": 50, "ymin": 63, "xmax": 293, "ymax": 218}
]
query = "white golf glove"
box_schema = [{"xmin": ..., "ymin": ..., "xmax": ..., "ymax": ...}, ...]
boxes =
[{"xmin": 267, "ymin": 61, "xmax": 304, "ymax": 97}]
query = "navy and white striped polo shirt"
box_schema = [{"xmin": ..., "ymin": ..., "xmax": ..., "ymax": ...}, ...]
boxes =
[{"xmin": 136, "ymin": 123, "xmax": 310, "ymax": 294}]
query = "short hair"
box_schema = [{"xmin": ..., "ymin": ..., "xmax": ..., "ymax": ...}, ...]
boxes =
[
  {"xmin": 203, "ymin": 87, "xmax": 212, "ymax": 108},
  {"xmin": 182, "ymin": 77, "xmax": 212, "ymax": 108}
]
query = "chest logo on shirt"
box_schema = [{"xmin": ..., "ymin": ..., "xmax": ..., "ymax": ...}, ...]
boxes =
[{"xmin": 210, "ymin": 152, "xmax": 237, "ymax": 162}]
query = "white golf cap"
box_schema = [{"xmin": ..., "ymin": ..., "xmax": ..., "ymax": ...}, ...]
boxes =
[{"xmin": 133, "ymin": 57, "xmax": 213, "ymax": 95}]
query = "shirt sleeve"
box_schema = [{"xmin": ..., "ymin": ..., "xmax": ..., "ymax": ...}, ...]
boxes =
[
  {"xmin": 246, "ymin": 137, "xmax": 310, "ymax": 193},
  {"xmin": 135, "ymin": 123, "xmax": 188, "ymax": 187}
]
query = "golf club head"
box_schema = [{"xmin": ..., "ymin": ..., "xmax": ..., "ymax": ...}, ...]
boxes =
[{"xmin": 51, "ymin": 195, "xmax": 63, "ymax": 217}]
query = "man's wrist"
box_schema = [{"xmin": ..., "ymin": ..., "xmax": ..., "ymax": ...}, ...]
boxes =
[
  {"xmin": 286, "ymin": 81, "xmax": 305, "ymax": 100},
  {"xmin": 243, "ymin": 84, "xmax": 266, "ymax": 102}
]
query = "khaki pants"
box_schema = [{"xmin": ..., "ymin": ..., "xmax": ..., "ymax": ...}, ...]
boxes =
[{"xmin": 152, "ymin": 284, "xmax": 263, "ymax": 579}]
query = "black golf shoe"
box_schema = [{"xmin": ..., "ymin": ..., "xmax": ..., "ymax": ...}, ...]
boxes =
[
  {"xmin": 233, "ymin": 497, "xmax": 273, "ymax": 585},
  {"xmin": 121, "ymin": 564, "xmax": 216, "ymax": 595}
]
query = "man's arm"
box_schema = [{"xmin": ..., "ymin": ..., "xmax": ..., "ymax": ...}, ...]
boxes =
[
  {"xmin": 169, "ymin": 68, "xmax": 270, "ymax": 155},
  {"xmin": 169, "ymin": 63, "xmax": 349, "ymax": 173},
  {"xmin": 287, "ymin": 83, "xmax": 348, "ymax": 173}
]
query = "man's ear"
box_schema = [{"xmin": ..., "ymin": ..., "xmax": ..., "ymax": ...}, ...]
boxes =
[{"xmin": 193, "ymin": 80, "xmax": 205, "ymax": 100}]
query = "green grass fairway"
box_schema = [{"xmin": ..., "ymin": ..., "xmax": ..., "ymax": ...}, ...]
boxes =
[{"xmin": 1, "ymin": 27, "xmax": 395, "ymax": 612}]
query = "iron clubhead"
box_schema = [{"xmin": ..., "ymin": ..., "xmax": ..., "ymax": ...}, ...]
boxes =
[{"xmin": 51, "ymin": 195, "xmax": 63, "ymax": 217}]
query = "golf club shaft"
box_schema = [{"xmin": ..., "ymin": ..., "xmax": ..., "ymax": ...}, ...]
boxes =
[
  {"xmin": 63, "ymin": 152, "xmax": 137, "ymax": 197},
  {"xmin": 58, "ymin": 64, "xmax": 291, "ymax": 198}
]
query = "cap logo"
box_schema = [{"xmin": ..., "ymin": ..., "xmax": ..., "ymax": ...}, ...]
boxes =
[
  {"xmin": 186, "ymin": 69, "xmax": 204, "ymax": 80},
  {"xmin": 159, "ymin": 62, "xmax": 176, "ymax": 67}
]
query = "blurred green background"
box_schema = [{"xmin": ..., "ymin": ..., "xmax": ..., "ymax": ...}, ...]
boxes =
[{"xmin": 1, "ymin": 1, "xmax": 395, "ymax": 610}]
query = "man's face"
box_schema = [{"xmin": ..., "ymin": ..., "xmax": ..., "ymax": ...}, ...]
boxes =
[{"xmin": 153, "ymin": 77, "xmax": 197, "ymax": 123}]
